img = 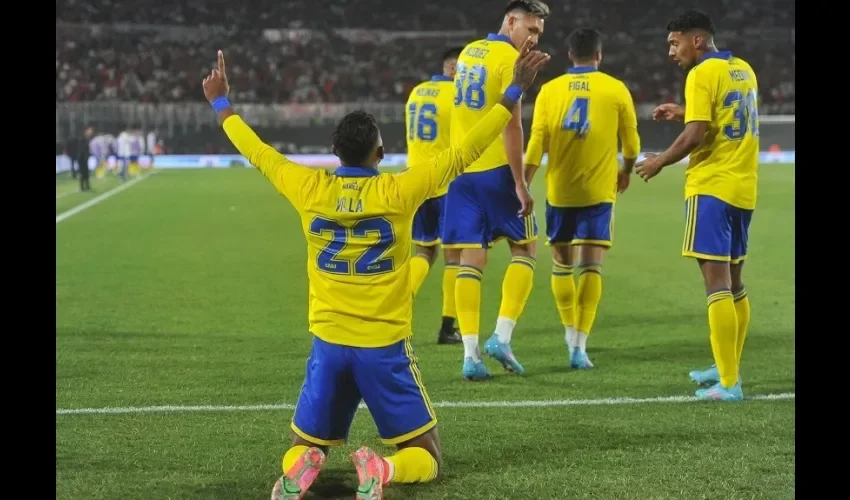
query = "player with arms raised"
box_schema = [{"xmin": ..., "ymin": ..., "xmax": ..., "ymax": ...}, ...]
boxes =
[
  {"xmin": 445, "ymin": 0, "xmax": 549, "ymax": 381},
  {"xmin": 406, "ymin": 47, "xmax": 464, "ymax": 345},
  {"xmin": 524, "ymin": 28, "xmax": 640, "ymax": 369},
  {"xmin": 202, "ymin": 45, "xmax": 549, "ymax": 499},
  {"xmin": 635, "ymin": 10, "xmax": 759, "ymax": 401}
]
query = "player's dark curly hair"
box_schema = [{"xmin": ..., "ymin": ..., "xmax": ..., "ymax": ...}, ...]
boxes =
[
  {"xmin": 567, "ymin": 28, "xmax": 603, "ymax": 61},
  {"xmin": 504, "ymin": 0, "xmax": 550, "ymax": 19},
  {"xmin": 443, "ymin": 47, "xmax": 463, "ymax": 62},
  {"xmin": 332, "ymin": 110, "xmax": 380, "ymax": 166},
  {"xmin": 666, "ymin": 10, "xmax": 715, "ymax": 35}
]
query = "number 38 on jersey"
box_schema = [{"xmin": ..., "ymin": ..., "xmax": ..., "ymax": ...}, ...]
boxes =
[{"xmin": 454, "ymin": 62, "xmax": 488, "ymax": 110}]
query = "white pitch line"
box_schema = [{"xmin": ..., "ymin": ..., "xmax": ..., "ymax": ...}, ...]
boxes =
[
  {"xmin": 55, "ymin": 171, "xmax": 159, "ymax": 224},
  {"xmin": 55, "ymin": 392, "xmax": 795, "ymax": 416}
]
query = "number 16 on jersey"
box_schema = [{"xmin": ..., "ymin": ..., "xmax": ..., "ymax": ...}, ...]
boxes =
[{"xmin": 408, "ymin": 103, "xmax": 438, "ymax": 142}]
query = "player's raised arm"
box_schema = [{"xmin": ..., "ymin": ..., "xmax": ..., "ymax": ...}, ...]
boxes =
[
  {"xmin": 202, "ymin": 51, "xmax": 315, "ymax": 207},
  {"xmin": 523, "ymin": 83, "xmax": 550, "ymax": 185},
  {"xmin": 399, "ymin": 39, "xmax": 550, "ymax": 206}
]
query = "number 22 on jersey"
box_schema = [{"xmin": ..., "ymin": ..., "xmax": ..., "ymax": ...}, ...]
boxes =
[
  {"xmin": 309, "ymin": 216, "xmax": 396, "ymax": 276},
  {"xmin": 454, "ymin": 62, "xmax": 487, "ymax": 110},
  {"xmin": 408, "ymin": 102, "xmax": 438, "ymax": 141}
]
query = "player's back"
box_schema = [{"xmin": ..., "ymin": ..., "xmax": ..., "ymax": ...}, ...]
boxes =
[
  {"xmin": 534, "ymin": 68, "xmax": 639, "ymax": 207},
  {"xmin": 406, "ymin": 77, "xmax": 454, "ymax": 195},
  {"xmin": 685, "ymin": 53, "xmax": 759, "ymax": 209},
  {"xmin": 451, "ymin": 35, "xmax": 518, "ymax": 173},
  {"xmin": 298, "ymin": 167, "xmax": 424, "ymax": 348}
]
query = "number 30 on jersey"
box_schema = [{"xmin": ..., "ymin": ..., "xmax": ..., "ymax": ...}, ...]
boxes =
[{"xmin": 723, "ymin": 88, "xmax": 759, "ymax": 140}]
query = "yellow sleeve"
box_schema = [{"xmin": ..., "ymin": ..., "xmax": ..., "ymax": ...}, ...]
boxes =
[
  {"xmin": 222, "ymin": 115, "xmax": 316, "ymax": 210},
  {"xmin": 684, "ymin": 67, "xmax": 712, "ymax": 123},
  {"xmin": 499, "ymin": 50, "xmax": 517, "ymax": 93},
  {"xmin": 617, "ymin": 83, "xmax": 641, "ymax": 160},
  {"xmin": 524, "ymin": 85, "xmax": 549, "ymax": 167},
  {"xmin": 397, "ymin": 104, "xmax": 514, "ymax": 211}
]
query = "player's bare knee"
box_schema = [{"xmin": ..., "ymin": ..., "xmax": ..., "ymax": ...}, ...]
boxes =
[
  {"xmin": 443, "ymin": 248, "xmax": 461, "ymax": 265},
  {"xmin": 460, "ymin": 248, "xmax": 487, "ymax": 269},
  {"xmin": 698, "ymin": 259, "xmax": 732, "ymax": 292},
  {"xmin": 509, "ymin": 240, "xmax": 536, "ymax": 259},
  {"xmin": 416, "ymin": 245, "xmax": 438, "ymax": 265},
  {"xmin": 576, "ymin": 244, "xmax": 606, "ymax": 266},
  {"xmin": 730, "ymin": 262, "xmax": 745, "ymax": 291},
  {"xmin": 551, "ymin": 245, "xmax": 573, "ymax": 266}
]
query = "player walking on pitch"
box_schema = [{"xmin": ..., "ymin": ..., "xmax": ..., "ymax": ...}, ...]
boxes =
[
  {"xmin": 524, "ymin": 28, "xmax": 640, "ymax": 369},
  {"xmin": 202, "ymin": 42, "xmax": 549, "ymax": 499},
  {"xmin": 635, "ymin": 10, "xmax": 759, "ymax": 401},
  {"xmin": 406, "ymin": 47, "xmax": 464, "ymax": 345},
  {"xmin": 444, "ymin": 0, "xmax": 550, "ymax": 381}
]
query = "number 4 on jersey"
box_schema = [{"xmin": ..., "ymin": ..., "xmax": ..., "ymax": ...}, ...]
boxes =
[{"xmin": 562, "ymin": 97, "xmax": 591, "ymax": 138}]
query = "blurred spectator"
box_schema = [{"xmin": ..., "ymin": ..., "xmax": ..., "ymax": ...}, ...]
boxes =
[{"xmin": 56, "ymin": 0, "xmax": 794, "ymax": 109}]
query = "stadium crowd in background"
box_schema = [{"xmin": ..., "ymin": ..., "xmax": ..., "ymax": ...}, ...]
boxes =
[{"xmin": 56, "ymin": 0, "xmax": 794, "ymax": 113}]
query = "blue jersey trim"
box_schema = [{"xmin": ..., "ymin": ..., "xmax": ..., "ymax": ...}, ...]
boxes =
[
  {"xmin": 334, "ymin": 166, "xmax": 380, "ymax": 177},
  {"xmin": 566, "ymin": 66, "xmax": 598, "ymax": 74},
  {"xmin": 486, "ymin": 33, "xmax": 514, "ymax": 47},
  {"xmin": 699, "ymin": 51, "xmax": 732, "ymax": 63}
]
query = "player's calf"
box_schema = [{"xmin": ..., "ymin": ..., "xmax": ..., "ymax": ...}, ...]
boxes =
[
  {"xmin": 410, "ymin": 245, "xmax": 438, "ymax": 298},
  {"xmin": 437, "ymin": 248, "xmax": 462, "ymax": 345}
]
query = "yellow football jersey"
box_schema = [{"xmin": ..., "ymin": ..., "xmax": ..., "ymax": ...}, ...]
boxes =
[
  {"xmin": 451, "ymin": 34, "xmax": 518, "ymax": 173},
  {"xmin": 405, "ymin": 75, "xmax": 455, "ymax": 197},
  {"xmin": 684, "ymin": 51, "xmax": 759, "ymax": 210},
  {"xmin": 526, "ymin": 67, "xmax": 640, "ymax": 207},
  {"xmin": 221, "ymin": 106, "xmax": 512, "ymax": 348}
]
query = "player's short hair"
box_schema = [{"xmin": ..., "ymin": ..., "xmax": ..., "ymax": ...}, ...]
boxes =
[
  {"xmin": 504, "ymin": 0, "xmax": 550, "ymax": 19},
  {"xmin": 666, "ymin": 10, "xmax": 715, "ymax": 35},
  {"xmin": 332, "ymin": 110, "xmax": 380, "ymax": 165},
  {"xmin": 567, "ymin": 28, "xmax": 603, "ymax": 61},
  {"xmin": 442, "ymin": 47, "xmax": 463, "ymax": 62}
]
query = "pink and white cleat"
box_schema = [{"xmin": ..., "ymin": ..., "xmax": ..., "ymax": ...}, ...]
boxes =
[
  {"xmin": 351, "ymin": 446, "xmax": 387, "ymax": 500},
  {"xmin": 271, "ymin": 447, "xmax": 327, "ymax": 500}
]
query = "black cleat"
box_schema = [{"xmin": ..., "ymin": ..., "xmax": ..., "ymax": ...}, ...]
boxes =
[{"xmin": 437, "ymin": 327, "xmax": 462, "ymax": 345}]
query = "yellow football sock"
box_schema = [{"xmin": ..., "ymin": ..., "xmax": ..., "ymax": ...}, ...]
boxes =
[
  {"xmin": 497, "ymin": 256, "xmax": 536, "ymax": 320},
  {"xmin": 707, "ymin": 289, "xmax": 739, "ymax": 387},
  {"xmin": 455, "ymin": 265, "xmax": 482, "ymax": 335},
  {"xmin": 551, "ymin": 261, "xmax": 576, "ymax": 328},
  {"xmin": 576, "ymin": 263, "xmax": 603, "ymax": 335},
  {"xmin": 281, "ymin": 444, "xmax": 309, "ymax": 474},
  {"xmin": 733, "ymin": 287, "xmax": 750, "ymax": 365},
  {"xmin": 385, "ymin": 447, "xmax": 438, "ymax": 484},
  {"xmin": 409, "ymin": 254, "xmax": 431, "ymax": 296},
  {"xmin": 441, "ymin": 264, "xmax": 459, "ymax": 318}
]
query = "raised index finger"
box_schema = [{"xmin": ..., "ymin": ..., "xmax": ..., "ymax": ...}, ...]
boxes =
[
  {"xmin": 217, "ymin": 50, "xmax": 226, "ymax": 75},
  {"xmin": 518, "ymin": 36, "xmax": 534, "ymax": 58}
]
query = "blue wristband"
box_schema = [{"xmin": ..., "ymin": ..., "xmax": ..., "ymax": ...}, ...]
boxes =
[
  {"xmin": 211, "ymin": 96, "xmax": 231, "ymax": 113},
  {"xmin": 505, "ymin": 84, "xmax": 523, "ymax": 102}
]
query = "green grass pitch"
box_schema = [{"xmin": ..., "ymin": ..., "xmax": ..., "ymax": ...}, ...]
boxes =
[{"xmin": 56, "ymin": 164, "xmax": 795, "ymax": 500}]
